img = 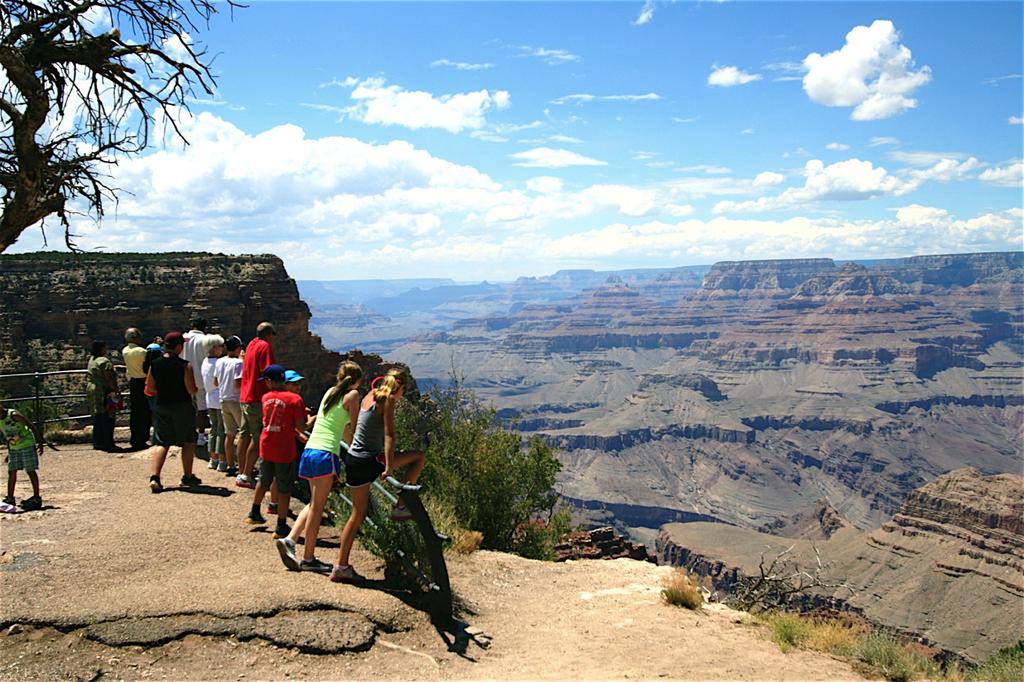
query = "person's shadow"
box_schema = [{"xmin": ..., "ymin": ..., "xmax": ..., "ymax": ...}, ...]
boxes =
[{"xmin": 165, "ymin": 485, "xmax": 233, "ymax": 497}]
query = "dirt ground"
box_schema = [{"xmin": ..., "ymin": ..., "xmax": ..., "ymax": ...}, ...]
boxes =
[{"xmin": 0, "ymin": 443, "xmax": 862, "ymax": 681}]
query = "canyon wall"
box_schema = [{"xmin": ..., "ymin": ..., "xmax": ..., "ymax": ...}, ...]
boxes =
[
  {"xmin": 0, "ymin": 252, "xmax": 390, "ymax": 405},
  {"xmin": 655, "ymin": 468, "xmax": 1024, "ymax": 663},
  {"xmin": 390, "ymin": 251, "xmax": 1023, "ymax": 534}
]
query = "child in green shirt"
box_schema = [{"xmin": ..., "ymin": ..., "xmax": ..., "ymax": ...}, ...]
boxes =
[{"xmin": 0, "ymin": 402, "xmax": 45, "ymax": 511}]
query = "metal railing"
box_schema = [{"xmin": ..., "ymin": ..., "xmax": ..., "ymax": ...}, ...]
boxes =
[{"xmin": 0, "ymin": 366, "xmax": 131, "ymax": 426}]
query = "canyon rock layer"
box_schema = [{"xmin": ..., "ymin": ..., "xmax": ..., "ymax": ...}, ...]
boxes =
[
  {"xmin": 656, "ymin": 468, "xmax": 1024, "ymax": 663},
  {"xmin": 0, "ymin": 252, "xmax": 407, "ymax": 407},
  {"xmin": 390, "ymin": 252, "xmax": 1023, "ymax": 539}
]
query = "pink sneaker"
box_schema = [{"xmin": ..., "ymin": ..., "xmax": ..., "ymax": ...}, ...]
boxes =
[
  {"xmin": 390, "ymin": 504, "xmax": 413, "ymax": 522},
  {"xmin": 235, "ymin": 475, "xmax": 255, "ymax": 489},
  {"xmin": 329, "ymin": 564, "xmax": 363, "ymax": 584}
]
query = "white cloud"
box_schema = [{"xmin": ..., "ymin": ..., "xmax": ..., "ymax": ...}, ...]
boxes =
[
  {"xmin": 982, "ymin": 74, "xmax": 1023, "ymax": 86},
  {"xmin": 707, "ymin": 65, "xmax": 762, "ymax": 87},
  {"xmin": 764, "ymin": 61, "xmax": 805, "ymax": 82},
  {"xmin": 714, "ymin": 156, "xmax": 980, "ymax": 214},
  {"xmin": 546, "ymin": 134, "xmax": 584, "ymax": 144},
  {"xmin": 161, "ymin": 32, "xmax": 194, "ymax": 63},
  {"xmin": 339, "ymin": 77, "xmax": 510, "ymax": 133},
  {"xmin": 677, "ymin": 164, "xmax": 732, "ymax": 175},
  {"xmin": 510, "ymin": 147, "xmax": 607, "ymax": 168},
  {"xmin": 515, "ymin": 45, "xmax": 582, "ymax": 65},
  {"xmin": 826, "ymin": 142, "xmax": 850, "ymax": 151},
  {"xmin": 633, "ymin": 1, "xmax": 655, "ymax": 26},
  {"xmin": 802, "ymin": 20, "xmax": 931, "ymax": 120},
  {"xmin": 741, "ymin": 128, "xmax": 755, "ymax": 135},
  {"xmin": 551, "ymin": 93, "xmax": 661, "ymax": 105},
  {"xmin": 887, "ymin": 150, "xmax": 968, "ymax": 166},
  {"xmin": 431, "ymin": 59, "xmax": 495, "ymax": 71},
  {"xmin": 672, "ymin": 116, "xmax": 699, "ymax": 124},
  {"xmin": 15, "ymin": 111, "xmax": 1019, "ymax": 281},
  {"xmin": 632, "ymin": 151, "xmax": 660, "ymax": 161},
  {"xmin": 526, "ymin": 176, "xmax": 564, "ymax": 194},
  {"xmin": 979, "ymin": 161, "xmax": 1023, "ymax": 187},
  {"xmin": 896, "ymin": 205, "xmax": 949, "ymax": 225},
  {"xmin": 470, "ymin": 120, "xmax": 544, "ymax": 143},
  {"xmin": 715, "ymin": 158, "xmax": 909, "ymax": 213},
  {"xmin": 869, "ymin": 136, "xmax": 900, "ymax": 147},
  {"xmin": 1010, "ymin": 116, "xmax": 1023, "ymax": 125},
  {"xmin": 753, "ymin": 171, "xmax": 785, "ymax": 187},
  {"xmin": 905, "ymin": 157, "xmax": 979, "ymax": 183},
  {"xmin": 542, "ymin": 208, "xmax": 1023, "ymax": 265}
]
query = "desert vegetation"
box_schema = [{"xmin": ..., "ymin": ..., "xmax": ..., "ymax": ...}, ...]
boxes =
[
  {"xmin": 761, "ymin": 611, "xmax": 1024, "ymax": 682},
  {"xmin": 660, "ymin": 568, "xmax": 704, "ymax": 610}
]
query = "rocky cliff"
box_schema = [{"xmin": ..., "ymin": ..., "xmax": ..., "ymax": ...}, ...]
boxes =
[
  {"xmin": 656, "ymin": 468, "xmax": 1024, "ymax": 663},
  {"xmin": 701, "ymin": 258, "xmax": 836, "ymax": 292},
  {"xmin": 0, "ymin": 252, "xmax": 399, "ymax": 405}
]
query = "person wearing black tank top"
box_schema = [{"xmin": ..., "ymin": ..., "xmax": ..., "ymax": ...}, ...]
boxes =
[{"xmin": 145, "ymin": 332, "xmax": 201, "ymax": 493}]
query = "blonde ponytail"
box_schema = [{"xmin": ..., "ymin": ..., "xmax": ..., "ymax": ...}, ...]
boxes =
[{"xmin": 373, "ymin": 368, "xmax": 406, "ymax": 406}]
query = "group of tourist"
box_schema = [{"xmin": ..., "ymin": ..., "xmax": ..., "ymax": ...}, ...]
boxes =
[{"xmin": 0, "ymin": 317, "xmax": 426, "ymax": 584}]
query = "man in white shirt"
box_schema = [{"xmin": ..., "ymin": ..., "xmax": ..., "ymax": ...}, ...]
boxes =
[
  {"xmin": 213, "ymin": 336, "xmax": 245, "ymax": 476},
  {"xmin": 183, "ymin": 317, "xmax": 213, "ymax": 444}
]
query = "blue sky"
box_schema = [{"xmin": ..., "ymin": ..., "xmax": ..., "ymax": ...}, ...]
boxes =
[{"xmin": 10, "ymin": 1, "xmax": 1023, "ymax": 280}]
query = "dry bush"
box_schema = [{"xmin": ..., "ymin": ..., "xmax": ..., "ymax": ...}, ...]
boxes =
[
  {"xmin": 806, "ymin": 619, "xmax": 866, "ymax": 656},
  {"xmin": 661, "ymin": 568, "xmax": 704, "ymax": 610},
  {"xmin": 452, "ymin": 530, "xmax": 484, "ymax": 554}
]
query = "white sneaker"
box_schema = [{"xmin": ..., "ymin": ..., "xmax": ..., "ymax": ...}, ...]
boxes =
[{"xmin": 207, "ymin": 459, "xmax": 219, "ymax": 470}]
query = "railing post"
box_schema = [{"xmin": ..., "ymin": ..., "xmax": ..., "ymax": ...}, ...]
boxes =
[{"xmin": 33, "ymin": 372, "xmax": 42, "ymax": 425}]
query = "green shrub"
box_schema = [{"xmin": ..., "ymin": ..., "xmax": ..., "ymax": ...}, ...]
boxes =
[
  {"xmin": 767, "ymin": 612, "xmax": 812, "ymax": 652},
  {"xmin": 855, "ymin": 632, "xmax": 935, "ymax": 682},
  {"xmin": 394, "ymin": 382, "xmax": 563, "ymax": 555},
  {"xmin": 970, "ymin": 641, "xmax": 1024, "ymax": 682}
]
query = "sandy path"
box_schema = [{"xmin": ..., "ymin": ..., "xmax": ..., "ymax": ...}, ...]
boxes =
[{"xmin": 0, "ymin": 444, "xmax": 861, "ymax": 680}]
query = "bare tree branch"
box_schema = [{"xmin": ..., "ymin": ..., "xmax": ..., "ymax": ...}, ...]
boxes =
[
  {"xmin": 0, "ymin": 0, "xmax": 241, "ymax": 251},
  {"xmin": 728, "ymin": 544, "xmax": 852, "ymax": 613}
]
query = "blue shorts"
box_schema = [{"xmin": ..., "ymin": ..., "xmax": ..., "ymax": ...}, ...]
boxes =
[{"xmin": 298, "ymin": 448, "xmax": 340, "ymax": 480}]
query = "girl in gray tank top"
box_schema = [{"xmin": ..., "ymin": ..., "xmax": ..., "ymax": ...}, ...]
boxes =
[
  {"xmin": 348, "ymin": 401, "xmax": 385, "ymax": 459},
  {"xmin": 331, "ymin": 369, "xmax": 427, "ymax": 584}
]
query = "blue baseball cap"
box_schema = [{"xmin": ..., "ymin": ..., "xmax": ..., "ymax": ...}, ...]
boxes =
[
  {"xmin": 284, "ymin": 370, "xmax": 305, "ymax": 383},
  {"xmin": 260, "ymin": 364, "xmax": 286, "ymax": 382}
]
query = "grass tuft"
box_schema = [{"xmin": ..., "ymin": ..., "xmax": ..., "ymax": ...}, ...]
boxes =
[
  {"xmin": 661, "ymin": 568, "xmax": 704, "ymax": 610},
  {"xmin": 853, "ymin": 632, "xmax": 937, "ymax": 682},
  {"xmin": 969, "ymin": 641, "xmax": 1024, "ymax": 682}
]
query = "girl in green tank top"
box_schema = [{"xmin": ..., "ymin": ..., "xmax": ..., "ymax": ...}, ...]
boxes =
[{"xmin": 276, "ymin": 362, "xmax": 363, "ymax": 572}]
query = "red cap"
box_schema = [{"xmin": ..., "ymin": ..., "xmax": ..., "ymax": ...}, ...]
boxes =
[{"xmin": 163, "ymin": 331, "xmax": 185, "ymax": 348}]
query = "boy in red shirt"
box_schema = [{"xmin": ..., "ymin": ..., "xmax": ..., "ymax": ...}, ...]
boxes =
[{"xmin": 245, "ymin": 365, "xmax": 308, "ymax": 538}]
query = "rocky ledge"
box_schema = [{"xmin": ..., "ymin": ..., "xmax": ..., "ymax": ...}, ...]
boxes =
[{"xmin": 554, "ymin": 526, "xmax": 655, "ymax": 563}]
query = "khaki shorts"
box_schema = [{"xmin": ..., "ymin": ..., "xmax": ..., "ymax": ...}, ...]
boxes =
[
  {"xmin": 221, "ymin": 401, "xmax": 243, "ymax": 436},
  {"xmin": 240, "ymin": 401, "xmax": 263, "ymax": 440}
]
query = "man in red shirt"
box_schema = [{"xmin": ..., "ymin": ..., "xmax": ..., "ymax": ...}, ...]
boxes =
[
  {"xmin": 245, "ymin": 364, "xmax": 308, "ymax": 538},
  {"xmin": 236, "ymin": 321, "xmax": 276, "ymax": 489}
]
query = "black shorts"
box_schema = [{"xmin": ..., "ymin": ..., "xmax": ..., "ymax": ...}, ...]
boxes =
[
  {"xmin": 153, "ymin": 402, "xmax": 197, "ymax": 447},
  {"xmin": 344, "ymin": 452, "xmax": 385, "ymax": 487},
  {"xmin": 259, "ymin": 459, "xmax": 299, "ymax": 496}
]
